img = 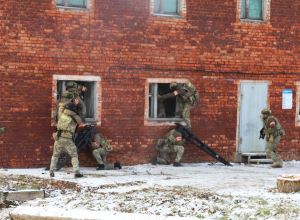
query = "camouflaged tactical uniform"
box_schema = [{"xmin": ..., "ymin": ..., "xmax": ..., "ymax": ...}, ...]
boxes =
[
  {"xmin": 262, "ymin": 112, "xmax": 285, "ymax": 163},
  {"xmin": 88, "ymin": 133, "xmax": 115, "ymax": 170},
  {"xmin": 0, "ymin": 127, "xmax": 5, "ymax": 134},
  {"xmin": 154, "ymin": 129, "xmax": 186, "ymax": 165},
  {"xmin": 66, "ymin": 87, "xmax": 87, "ymax": 117},
  {"xmin": 50, "ymin": 107, "xmax": 83, "ymax": 175},
  {"xmin": 161, "ymin": 82, "xmax": 199, "ymax": 128}
]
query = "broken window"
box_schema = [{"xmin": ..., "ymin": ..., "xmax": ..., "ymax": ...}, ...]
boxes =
[
  {"xmin": 240, "ymin": 0, "xmax": 263, "ymax": 20},
  {"xmin": 154, "ymin": 0, "xmax": 181, "ymax": 16},
  {"xmin": 56, "ymin": 0, "xmax": 86, "ymax": 8},
  {"xmin": 148, "ymin": 83, "xmax": 183, "ymax": 121},
  {"xmin": 57, "ymin": 80, "xmax": 97, "ymax": 122}
]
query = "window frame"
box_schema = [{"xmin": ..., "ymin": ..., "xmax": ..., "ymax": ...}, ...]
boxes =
[
  {"xmin": 52, "ymin": 75, "xmax": 101, "ymax": 126},
  {"xmin": 56, "ymin": 0, "xmax": 87, "ymax": 9},
  {"xmin": 295, "ymin": 82, "xmax": 300, "ymax": 126},
  {"xmin": 145, "ymin": 78, "xmax": 188, "ymax": 126}
]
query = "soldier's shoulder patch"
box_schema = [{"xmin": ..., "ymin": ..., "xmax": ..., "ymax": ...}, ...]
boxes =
[{"xmin": 174, "ymin": 91, "xmax": 179, "ymax": 96}]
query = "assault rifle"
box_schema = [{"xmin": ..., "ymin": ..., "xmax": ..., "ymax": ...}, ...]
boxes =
[
  {"xmin": 45, "ymin": 124, "xmax": 98, "ymax": 171},
  {"xmin": 175, "ymin": 123, "xmax": 232, "ymax": 166},
  {"xmin": 259, "ymin": 127, "xmax": 265, "ymax": 139}
]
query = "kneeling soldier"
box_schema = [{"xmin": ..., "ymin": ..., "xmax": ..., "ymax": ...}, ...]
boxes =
[
  {"xmin": 261, "ymin": 109, "xmax": 285, "ymax": 168},
  {"xmin": 151, "ymin": 129, "xmax": 185, "ymax": 167},
  {"xmin": 88, "ymin": 132, "xmax": 122, "ymax": 170},
  {"xmin": 50, "ymin": 102, "xmax": 84, "ymax": 177}
]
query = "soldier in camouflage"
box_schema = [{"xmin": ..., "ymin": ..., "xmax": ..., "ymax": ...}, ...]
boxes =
[
  {"xmin": 261, "ymin": 109, "xmax": 285, "ymax": 168},
  {"xmin": 151, "ymin": 129, "xmax": 186, "ymax": 167},
  {"xmin": 88, "ymin": 132, "xmax": 122, "ymax": 170},
  {"xmin": 55, "ymin": 81, "xmax": 87, "ymax": 122},
  {"xmin": 157, "ymin": 82, "xmax": 199, "ymax": 130},
  {"xmin": 66, "ymin": 81, "xmax": 87, "ymax": 120},
  {"xmin": 0, "ymin": 127, "xmax": 6, "ymax": 134},
  {"xmin": 50, "ymin": 102, "xmax": 84, "ymax": 177}
]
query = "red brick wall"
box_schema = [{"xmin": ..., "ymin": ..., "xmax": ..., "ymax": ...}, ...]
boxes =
[{"xmin": 1, "ymin": 0, "xmax": 300, "ymax": 168}]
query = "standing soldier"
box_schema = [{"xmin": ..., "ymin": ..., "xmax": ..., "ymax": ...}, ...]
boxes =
[
  {"xmin": 88, "ymin": 131, "xmax": 122, "ymax": 170},
  {"xmin": 55, "ymin": 81, "xmax": 87, "ymax": 122},
  {"xmin": 66, "ymin": 81, "xmax": 87, "ymax": 119},
  {"xmin": 261, "ymin": 109, "xmax": 285, "ymax": 168},
  {"xmin": 157, "ymin": 82, "xmax": 199, "ymax": 130},
  {"xmin": 151, "ymin": 129, "xmax": 186, "ymax": 167},
  {"xmin": 50, "ymin": 102, "xmax": 84, "ymax": 177},
  {"xmin": 0, "ymin": 127, "xmax": 6, "ymax": 134}
]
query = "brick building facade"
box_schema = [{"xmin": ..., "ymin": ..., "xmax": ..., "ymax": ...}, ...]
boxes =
[{"xmin": 1, "ymin": 0, "xmax": 300, "ymax": 168}]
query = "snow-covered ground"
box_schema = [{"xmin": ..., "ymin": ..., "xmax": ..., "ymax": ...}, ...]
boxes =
[{"xmin": 1, "ymin": 161, "xmax": 300, "ymax": 219}]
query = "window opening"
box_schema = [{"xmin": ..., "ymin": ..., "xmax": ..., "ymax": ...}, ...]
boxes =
[
  {"xmin": 148, "ymin": 83, "xmax": 181, "ymax": 120},
  {"xmin": 57, "ymin": 80, "xmax": 97, "ymax": 121},
  {"xmin": 56, "ymin": 0, "xmax": 86, "ymax": 8},
  {"xmin": 240, "ymin": 0, "xmax": 262, "ymax": 20},
  {"xmin": 154, "ymin": 0, "xmax": 179, "ymax": 15}
]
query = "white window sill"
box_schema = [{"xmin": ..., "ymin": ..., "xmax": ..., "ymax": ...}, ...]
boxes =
[
  {"xmin": 153, "ymin": 13, "xmax": 184, "ymax": 19},
  {"xmin": 148, "ymin": 118, "xmax": 184, "ymax": 122},
  {"xmin": 56, "ymin": 6, "xmax": 89, "ymax": 11},
  {"xmin": 240, "ymin": 19, "xmax": 266, "ymax": 23}
]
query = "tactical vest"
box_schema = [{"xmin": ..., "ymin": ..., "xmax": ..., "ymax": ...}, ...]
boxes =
[
  {"xmin": 163, "ymin": 129, "xmax": 185, "ymax": 145},
  {"xmin": 263, "ymin": 116, "xmax": 285, "ymax": 137},
  {"xmin": 55, "ymin": 91, "xmax": 78, "ymax": 117},
  {"xmin": 182, "ymin": 82, "xmax": 200, "ymax": 105},
  {"xmin": 57, "ymin": 112, "xmax": 77, "ymax": 139}
]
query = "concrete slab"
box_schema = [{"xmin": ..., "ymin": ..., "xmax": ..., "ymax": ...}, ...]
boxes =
[{"xmin": 5, "ymin": 190, "xmax": 45, "ymax": 201}]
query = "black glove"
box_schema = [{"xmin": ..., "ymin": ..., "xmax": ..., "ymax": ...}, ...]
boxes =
[{"xmin": 81, "ymin": 116, "xmax": 86, "ymax": 123}]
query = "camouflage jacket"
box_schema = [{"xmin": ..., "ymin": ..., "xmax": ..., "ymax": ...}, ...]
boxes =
[
  {"xmin": 57, "ymin": 108, "xmax": 82, "ymax": 139},
  {"xmin": 164, "ymin": 129, "xmax": 186, "ymax": 146},
  {"xmin": 89, "ymin": 134, "xmax": 113, "ymax": 152},
  {"xmin": 263, "ymin": 115, "xmax": 285, "ymax": 137}
]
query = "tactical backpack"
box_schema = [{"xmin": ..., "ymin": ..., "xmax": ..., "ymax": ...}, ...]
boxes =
[
  {"xmin": 182, "ymin": 82, "xmax": 200, "ymax": 105},
  {"xmin": 55, "ymin": 91, "xmax": 78, "ymax": 121}
]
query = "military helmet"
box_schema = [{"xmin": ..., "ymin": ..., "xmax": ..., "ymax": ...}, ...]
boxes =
[
  {"xmin": 169, "ymin": 82, "xmax": 178, "ymax": 90},
  {"xmin": 66, "ymin": 81, "xmax": 78, "ymax": 89},
  {"xmin": 65, "ymin": 102, "xmax": 76, "ymax": 112},
  {"xmin": 261, "ymin": 109, "xmax": 271, "ymax": 115}
]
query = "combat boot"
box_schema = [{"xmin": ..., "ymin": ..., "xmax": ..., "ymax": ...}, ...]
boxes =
[
  {"xmin": 173, "ymin": 162, "xmax": 183, "ymax": 167},
  {"xmin": 271, "ymin": 161, "xmax": 282, "ymax": 168},
  {"xmin": 96, "ymin": 164, "xmax": 105, "ymax": 170},
  {"xmin": 114, "ymin": 161, "xmax": 122, "ymax": 169},
  {"xmin": 50, "ymin": 172, "xmax": 54, "ymax": 177},
  {"xmin": 75, "ymin": 173, "xmax": 84, "ymax": 177},
  {"xmin": 151, "ymin": 157, "xmax": 157, "ymax": 165}
]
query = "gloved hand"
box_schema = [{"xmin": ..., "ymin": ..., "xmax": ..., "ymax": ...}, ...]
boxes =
[
  {"xmin": 269, "ymin": 135, "xmax": 274, "ymax": 143},
  {"xmin": 81, "ymin": 115, "xmax": 86, "ymax": 123},
  {"xmin": 157, "ymin": 94, "xmax": 163, "ymax": 101}
]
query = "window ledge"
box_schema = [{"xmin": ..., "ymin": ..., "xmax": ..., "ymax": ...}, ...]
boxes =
[
  {"xmin": 56, "ymin": 6, "xmax": 89, "ymax": 11},
  {"xmin": 85, "ymin": 119, "xmax": 98, "ymax": 123},
  {"xmin": 152, "ymin": 13, "xmax": 184, "ymax": 19},
  {"xmin": 239, "ymin": 19, "xmax": 266, "ymax": 23},
  {"xmin": 148, "ymin": 118, "xmax": 184, "ymax": 122}
]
